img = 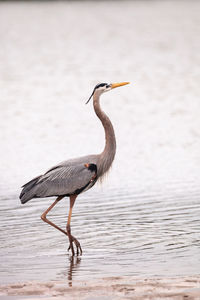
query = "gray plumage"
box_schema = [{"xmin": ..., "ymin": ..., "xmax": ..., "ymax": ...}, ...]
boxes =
[
  {"xmin": 19, "ymin": 81, "xmax": 129, "ymax": 256},
  {"xmin": 20, "ymin": 155, "xmax": 98, "ymax": 203},
  {"xmin": 19, "ymin": 82, "xmax": 125, "ymax": 205}
]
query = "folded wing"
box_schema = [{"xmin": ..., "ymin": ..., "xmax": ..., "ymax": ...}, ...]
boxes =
[{"xmin": 20, "ymin": 162, "xmax": 97, "ymax": 204}]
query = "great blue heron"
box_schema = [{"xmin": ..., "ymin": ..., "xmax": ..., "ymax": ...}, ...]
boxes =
[{"xmin": 20, "ymin": 82, "xmax": 129, "ymax": 256}]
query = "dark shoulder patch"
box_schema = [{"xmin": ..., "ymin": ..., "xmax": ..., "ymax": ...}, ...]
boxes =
[
  {"xmin": 88, "ymin": 163, "xmax": 97, "ymax": 173},
  {"xmin": 84, "ymin": 163, "xmax": 97, "ymax": 173}
]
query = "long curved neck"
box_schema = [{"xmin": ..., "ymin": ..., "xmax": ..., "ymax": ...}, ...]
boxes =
[{"xmin": 93, "ymin": 92, "xmax": 116, "ymax": 177}]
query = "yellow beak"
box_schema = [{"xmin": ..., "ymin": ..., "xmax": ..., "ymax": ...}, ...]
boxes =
[{"xmin": 111, "ymin": 82, "xmax": 130, "ymax": 89}]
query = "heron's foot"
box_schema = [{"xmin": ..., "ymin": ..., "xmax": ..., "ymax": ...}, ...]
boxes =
[{"xmin": 68, "ymin": 234, "xmax": 82, "ymax": 256}]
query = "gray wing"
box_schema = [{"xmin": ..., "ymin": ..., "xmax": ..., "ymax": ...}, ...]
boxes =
[
  {"xmin": 20, "ymin": 160, "xmax": 97, "ymax": 203},
  {"xmin": 38, "ymin": 163, "xmax": 97, "ymax": 197}
]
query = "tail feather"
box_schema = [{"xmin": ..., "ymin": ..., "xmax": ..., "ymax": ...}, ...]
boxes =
[{"xmin": 20, "ymin": 175, "xmax": 42, "ymax": 204}]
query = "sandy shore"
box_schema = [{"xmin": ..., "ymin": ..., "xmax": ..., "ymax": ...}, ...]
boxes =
[{"xmin": 0, "ymin": 276, "xmax": 200, "ymax": 300}]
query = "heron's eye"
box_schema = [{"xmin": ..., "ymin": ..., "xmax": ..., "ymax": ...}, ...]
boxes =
[{"xmin": 95, "ymin": 83, "xmax": 107, "ymax": 89}]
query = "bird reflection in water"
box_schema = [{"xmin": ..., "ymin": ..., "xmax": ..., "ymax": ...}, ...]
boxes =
[{"xmin": 67, "ymin": 256, "xmax": 81, "ymax": 287}]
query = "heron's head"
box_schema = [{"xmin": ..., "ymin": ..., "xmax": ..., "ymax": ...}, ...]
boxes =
[{"xmin": 86, "ymin": 82, "xmax": 129, "ymax": 104}]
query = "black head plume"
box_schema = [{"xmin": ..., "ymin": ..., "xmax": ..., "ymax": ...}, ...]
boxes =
[
  {"xmin": 85, "ymin": 83, "xmax": 108, "ymax": 104},
  {"xmin": 85, "ymin": 87, "xmax": 95, "ymax": 104}
]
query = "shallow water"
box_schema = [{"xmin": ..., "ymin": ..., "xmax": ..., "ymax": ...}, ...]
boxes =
[{"xmin": 0, "ymin": 0, "xmax": 200, "ymax": 285}]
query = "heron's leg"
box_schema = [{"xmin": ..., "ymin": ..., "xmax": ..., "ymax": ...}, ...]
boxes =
[
  {"xmin": 41, "ymin": 196, "xmax": 67, "ymax": 236},
  {"xmin": 66, "ymin": 195, "xmax": 82, "ymax": 256}
]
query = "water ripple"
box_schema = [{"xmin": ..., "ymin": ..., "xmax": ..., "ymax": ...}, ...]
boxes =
[{"xmin": 1, "ymin": 182, "xmax": 200, "ymax": 283}]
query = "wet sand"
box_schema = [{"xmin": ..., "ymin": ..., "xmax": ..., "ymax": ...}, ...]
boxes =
[{"xmin": 0, "ymin": 276, "xmax": 200, "ymax": 300}]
